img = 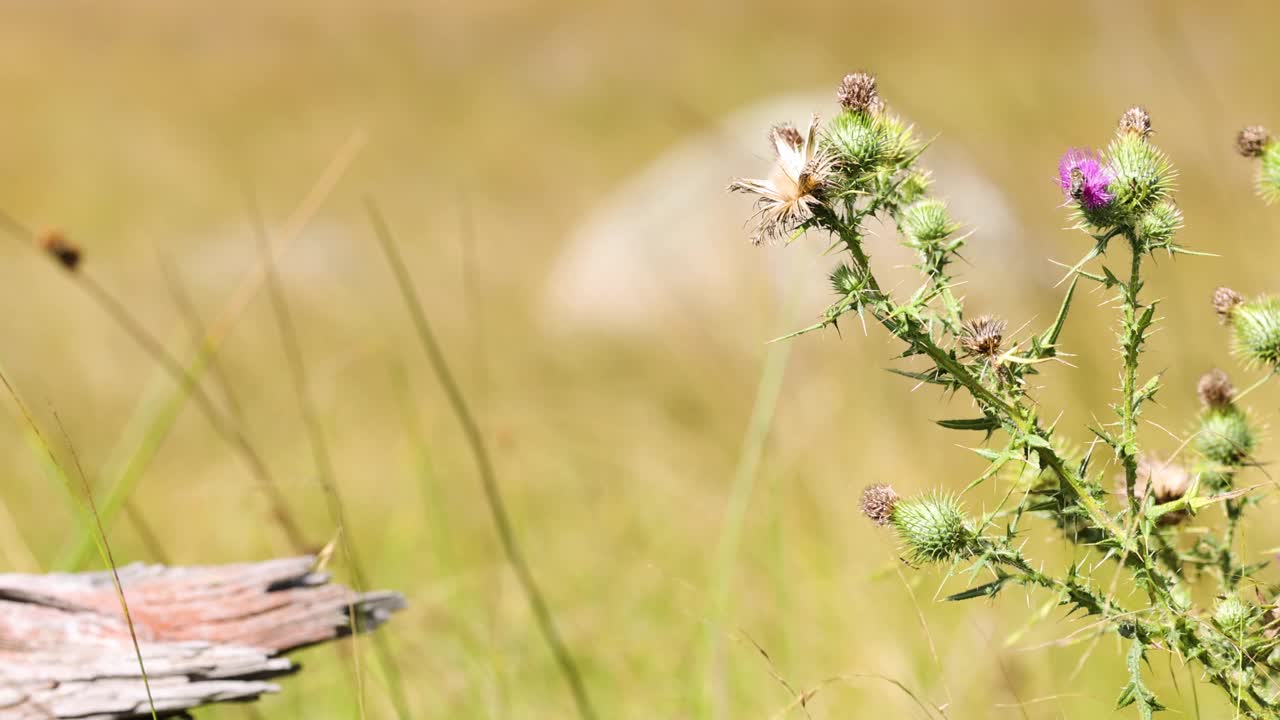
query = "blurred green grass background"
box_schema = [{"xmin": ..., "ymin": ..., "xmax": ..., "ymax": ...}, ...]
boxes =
[{"xmin": 3, "ymin": 1, "xmax": 1280, "ymax": 717}]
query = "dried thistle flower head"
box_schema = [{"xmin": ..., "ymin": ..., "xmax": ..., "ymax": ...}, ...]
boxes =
[
  {"xmin": 1213, "ymin": 286, "xmax": 1244, "ymax": 323},
  {"xmin": 837, "ymin": 72, "xmax": 884, "ymax": 115},
  {"xmin": 1134, "ymin": 456, "xmax": 1193, "ymax": 505},
  {"xmin": 959, "ymin": 315, "xmax": 1006, "ymax": 358},
  {"xmin": 1197, "ymin": 369, "xmax": 1235, "ymax": 409},
  {"xmin": 1118, "ymin": 106, "xmax": 1152, "ymax": 138},
  {"xmin": 1237, "ymin": 125, "xmax": 1271, "ymax": 158},
  {"xmin": 37, "ymin": 229, "xmax": 81, "ymax": 271},
  {"xmin": 1122, "ymin": 456, "xmax": 1193, "ymax": 524},
  {"xmin": 860, "ymin": 484, "xmax": 899, "ymax": 526},
  {"xmin": 729, "ymin": 116, "xmax": 833, "ymax": 244}
]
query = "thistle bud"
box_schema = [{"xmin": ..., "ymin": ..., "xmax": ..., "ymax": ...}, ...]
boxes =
[
  {"xmin": 1118, "ymin": 106, "xmax": 1152, "ymax": 138},
  {"xmin": 959, "ymin": 316, "xmax": 1006, "ymax": 359},
  {"xmin": 1214, "ymin": 594, "xmax": 1254, "ymax": 634},
  {"xmin": 1104, "ymin": 131, "xmax": 1175, "ymax": 220},
  {"xmin": 837, "ymin": 72, "xmax": 884, "ymax": 116},
  {"xmin": 1237, "ymin": 125, "xmax": 1271, "ymax": 158},
  {"xmin": 860, "ymin": 484, "xmax": 899, "ymax": 527},
  {"xmin": 37, "ymin": 229, "xmax": 81, "ymax": 271},
  {"xmin": 900, "ymin": 199, "xmax": 957, "ymax": 245},
  {"xmin": 1197, "ymin": 369, "xmax": 1235, "ymax": 409},
  {"xmin": 829, "ymin": 264, "xmax": 861, "ymax": 296},
  {"xmin": 1231, "ymin": 296, "xmax": 1280, "ymax": 367},
  {"xmin": 890, "ymin": 493, "xmax": 974, "ymax": 564},
  {"xmin": 1196, "ymin": 406, "xmax": 1255, "ymax": 467},
  {"xmin": 1261, "ymin": 142, "xmax": 1280, "ymax": 204},
  {"xmin": 1133, "ymin": 201, "xmax": 1182, "ymax": 249},
  {"xmin": 1213, "ymin": 286, "xmax": 1244, "ymax": 323}
]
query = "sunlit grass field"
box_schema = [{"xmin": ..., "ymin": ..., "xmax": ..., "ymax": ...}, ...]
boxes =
[{"xmin": 4, "ymin": 1, "xmax": 1280, "ymax": 717}]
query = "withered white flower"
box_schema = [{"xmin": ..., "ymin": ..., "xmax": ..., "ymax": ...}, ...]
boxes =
[{"xmin": 729, "ymin": 115, "xmax": 833, "ymax": 244}]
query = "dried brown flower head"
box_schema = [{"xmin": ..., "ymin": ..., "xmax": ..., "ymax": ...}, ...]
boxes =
[
  {"xmin": 37, "ymin": 229, "xmax": 81, "ymax": 271},
  {"xmin": 1118, "ymin": 106, "xmax": 1152, "ymax": 138},
  {"xmin": 959, "ymin": 315, "xmax": 1006, "ymax": 358},
  {"xmin": 1213, "ymin": 286, "xmax": 1244, "ymax": 323},
  {"xmin": 773, "ymin": 124, "xmax": 804, "ymax": 150},
  {"xmin": 1237, "ymin": 125, "xmax": 1271, "ymax": 158},
  {"xmin": 729, "ymin": 116, "xmax": 834, "ymax": 244},
  {"xmin": 1121, "ymin": 456, "xmax": 1193, "ymax": 524},
  {"xmin": 1197, "ymin": 369, "xmax": 1235, "ymax": 409},
  {"xmin": 860, "ymin": 484, "xmax": 899, "ymax": 527},
  {"xmin": 837, "ymin": 72, "xmax": 885, "ymax": 115}
]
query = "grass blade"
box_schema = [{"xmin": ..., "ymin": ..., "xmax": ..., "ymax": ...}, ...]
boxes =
[{"xmin": 365, "ymin": 197, "xmax": 597, "ymax": 720}]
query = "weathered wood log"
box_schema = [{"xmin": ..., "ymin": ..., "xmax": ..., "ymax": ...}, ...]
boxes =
[{"xmin": 0, "ymin": 556, "xmax": 405, "ymax": 718}]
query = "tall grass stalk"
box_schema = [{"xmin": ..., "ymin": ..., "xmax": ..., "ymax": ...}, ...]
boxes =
[
  {"xmin": 0, "ymin": 368, "xmax": 159, "ymax": 720},
  {"xmin": 365, "ymin": 197, "xmax": 598, "ymax": 720},
  {"xmin": 20, "ymin": 132, "xmax": 366, "ymax": 566},
  {"xmin": 251, "ymin": 194, "xmax": 411, "ymax": 720},
  {"xmin": 699, "ymin": 306, "xmax": 793, "ymax": 720}
]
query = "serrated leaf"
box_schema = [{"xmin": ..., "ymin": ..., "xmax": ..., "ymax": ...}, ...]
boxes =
[
  {"xmin": 945, "ymin": 578, "xmax": 1008, "ymax": 601},
  {"xmin": 885, "ymin": 367, "xmax": 950, "ymax": 386},
  {"xmin": 1040, "ymin": 275, "xmax": 1079, "ymax": 349},
  {"xmin": 936, "ymin": 416, "xmax": 1000, "ymax": 431}
]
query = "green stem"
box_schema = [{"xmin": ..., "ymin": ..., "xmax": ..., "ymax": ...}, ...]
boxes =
[
  {"xmin": 826, "ymin": 212, "xmax": 1133, "ymax": 551},
  {"xmin": 1119, "ymin": 237, "xmax": 1144, "ymax": 516}
]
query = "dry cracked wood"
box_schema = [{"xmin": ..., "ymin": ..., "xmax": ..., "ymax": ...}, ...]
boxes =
[{"xmin": 0, "ymin": 556, "xmax": 405, "ymax": 718}]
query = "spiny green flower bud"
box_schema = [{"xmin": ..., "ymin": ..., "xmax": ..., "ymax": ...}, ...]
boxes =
[
  {"xmin": 1117, "ymin": 106, "xmax": 1152, "ymax": 139},
  {"xmin": 901, "ymin": 199, "xmax": 958, "ymax": 245},
  {"xmin": 1104, "ymin": 132, "xmax": 1175, "ymax": 221},
  {"xmin": 860, "ymin": 483, "xmax": 899, "ymax": 526},
  {"xmin": 1237, "ymin": 125, "xmax": 1271, "ymax": 158},
  {"xmin": 890, "ymin": 492, "xmax": 974, "ymax": 564},
  {"xmin": 1214, "ymin": 594, "xmax": 1254, "ymax": 634},
  {"xmin": 829, "ymin": 264, "xmax": 861, "ymax": 295},
  {"xmin": 1231, "ymin": 296, "xmax": 1280, "ymax": 367},
  {"xmin": 824, "ymin": 110, "xmax": 916, "ymax": 180},
  {"xmin": 898, "ymin": 171, "xmax": 931, "ymax": 204},
  {"xmin": 1195, "ymin": 406, "xmax": 1255, "ymax": 467},
  {"xmin": 1197, "ymin": 368, "xmax": 1235, "ymax": 409},
  {"xmin": 1133, "ymin": 201, "xmax": 1182, "ymax": 249},
  {"xmin": 1261, "ymin": 141, "xmax": 1280, "ymax": 205}
]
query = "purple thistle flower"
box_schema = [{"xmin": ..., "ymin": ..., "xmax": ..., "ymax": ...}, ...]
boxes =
[{"xmin": 1058, "ymin": 148, "xmax": 1114, "ymax": 210}]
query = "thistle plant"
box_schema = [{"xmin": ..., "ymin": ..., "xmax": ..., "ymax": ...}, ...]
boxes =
[{"xmin": 730, "ymin": 72, "xmax": 1280, "ymax": 717}]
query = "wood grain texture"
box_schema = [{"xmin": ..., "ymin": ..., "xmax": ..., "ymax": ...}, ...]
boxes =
[{"xmin": 0, "ymin": 556, "xmax": 405, "ymax": 718}]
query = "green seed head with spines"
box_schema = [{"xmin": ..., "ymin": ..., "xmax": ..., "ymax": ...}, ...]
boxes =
[
  {"xmin": 1232, "ymin": 297, "xmax": 1280, "ymax": 368},
  {"xmin": 890, "ymin": 492, "xmax": 974, "ymax": 564}
]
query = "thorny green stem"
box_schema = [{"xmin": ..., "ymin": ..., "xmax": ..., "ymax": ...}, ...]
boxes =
[
  {"xmin": 823, "ymin": 209, "xmax": 1135, "ymax": 553},
  {"xmin": 1119, "ymin": 235, "xmax": 1145, "ymax": 516}
]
